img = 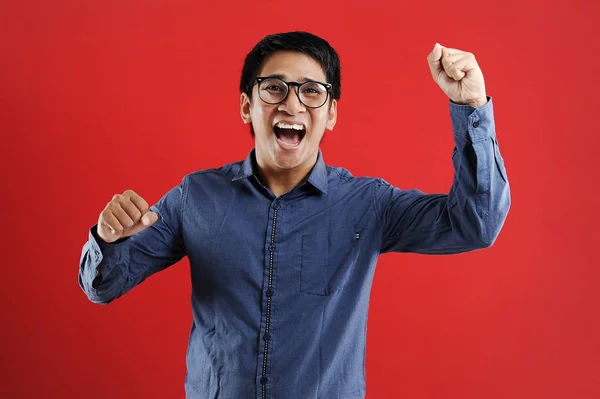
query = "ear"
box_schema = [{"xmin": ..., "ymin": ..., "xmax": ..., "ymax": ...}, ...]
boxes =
[
  {"xmin": 240, "ymin": 92, "xmax": 252, "ymax": 124},
  {"xmin": 326, "ymin": 99, "xmax": 337, "ymax": 131}
]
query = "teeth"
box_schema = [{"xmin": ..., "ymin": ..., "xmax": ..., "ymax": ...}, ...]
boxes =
[{"xmin": 275, "ymin": 122, "xmax": 304, "ymax": 131}]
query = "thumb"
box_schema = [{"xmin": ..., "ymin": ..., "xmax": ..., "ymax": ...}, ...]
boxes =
[
  {"xmin": 427, "ymin": 42, "xmax": 444, "ymax": 78},
  {"xmin": 122, "ymin": 210, "xmax": 159, "ymax": 238},
  {"xmin": 141, "ymin": 211, "xmax": 158, "ymax": 227}
]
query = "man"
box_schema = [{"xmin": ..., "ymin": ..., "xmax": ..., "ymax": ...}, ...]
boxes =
[{"xmin": 79, "ymin": 31, "xmax": 510, "ymax": 399}]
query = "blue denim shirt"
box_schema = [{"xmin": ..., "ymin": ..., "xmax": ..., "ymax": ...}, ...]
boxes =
[{"xmin": 79, "ymin": 96, "xmax": 510, "ymax": 399}]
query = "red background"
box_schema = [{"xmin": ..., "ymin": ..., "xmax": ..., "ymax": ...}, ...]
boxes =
[{"xmin": 1, "ymin": 0, "xmax": 599, "ymax": 398}]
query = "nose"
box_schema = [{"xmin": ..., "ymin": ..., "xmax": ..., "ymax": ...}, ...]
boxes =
[{"xmin": 278, "ymin": 86, "xmax": 306, "ymax": 115}]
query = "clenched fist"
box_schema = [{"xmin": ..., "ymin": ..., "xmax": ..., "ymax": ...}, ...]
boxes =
[
  {"xmin": 427, "ymin": 42, "xmax": 487, "ymax": 108},
  {"xmin": 97, "ymin": 189, "xmax": 158, "ymax": 243}
]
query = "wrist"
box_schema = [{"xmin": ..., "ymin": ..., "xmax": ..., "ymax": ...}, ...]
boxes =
[
  {"xmin": 453, "ymin": 96, "xmax": 487, "ymax": 108},
  {"xmin": 467, "ymin": 96, "xmax": 488, "ymax": 108}
]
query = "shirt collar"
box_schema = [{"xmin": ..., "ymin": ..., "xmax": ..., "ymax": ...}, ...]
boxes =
[{"xmin": 231, "ymin": 148, "xmax": 328, "ymax": 194}]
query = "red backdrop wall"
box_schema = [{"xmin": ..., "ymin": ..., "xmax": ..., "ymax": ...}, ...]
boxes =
[{"xmin": 1, "ymin": 0, "xmax": 598, "ymax": 398}]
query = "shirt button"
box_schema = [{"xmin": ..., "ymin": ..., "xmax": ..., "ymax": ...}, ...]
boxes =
[
  {"xmin": 260, "ymin": 377, "xmax": 268, "ymax": 384},
  {"xmin": 274, "ymin": 202, "xmax": 281, "ymax": 210},
  {"xmin": 472, "ymin": 121, "xmax": 480, "ymax": 128},
  {"xmin": 269, "ymin": 244, "xmax": 275, "ymax": 252},
  {"xmin": 263, "ymin": 333, "xmax": 271, "ymax": 341},
  {"xmin": 266, "ymin": 289, "xmax": 274, "ymax": 297}
]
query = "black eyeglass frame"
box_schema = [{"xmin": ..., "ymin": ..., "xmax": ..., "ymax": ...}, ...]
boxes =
[{"xmin": 254, "ymin": 77, "xmax": 333, "ymax": 109}]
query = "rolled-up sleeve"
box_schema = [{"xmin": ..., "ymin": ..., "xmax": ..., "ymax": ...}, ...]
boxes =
[
  {"xmin": 78, "ymin": 177, "xmax": 188, "ymax": 304},
  {"xmin": 376, "ymin": 96, "xmax": 511, "ymax": 254}
]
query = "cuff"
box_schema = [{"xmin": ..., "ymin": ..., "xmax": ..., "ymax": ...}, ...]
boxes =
[
  {"xmin": 88, "ymin": 224, "xmax": 130, "ymax": 274},
  {"xmin": 449, "ymin": 95, "xmax": 495, "ymax": 144}
]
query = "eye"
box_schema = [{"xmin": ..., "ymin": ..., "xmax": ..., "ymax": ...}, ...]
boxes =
[
  {"xmin": 260, "ymin": 79, "xmax": 287, "ymax": 93},
  {"xmin": 301, "ymin": 83, "xmax": 325, "ymax": 97},
  {"xmin": 265, "ymin": 85, "xmax": 283, "ymax": 92}
]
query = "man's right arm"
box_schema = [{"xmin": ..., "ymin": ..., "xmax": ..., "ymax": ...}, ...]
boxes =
[{"xmin": 78, "ymin": 179, "xmax": 187, "ymax": 305}]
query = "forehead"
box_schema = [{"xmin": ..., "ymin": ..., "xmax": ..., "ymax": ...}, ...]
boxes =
[{"xmin": 259, "ymin": 50, "xmax": 326, "ymax": 82}]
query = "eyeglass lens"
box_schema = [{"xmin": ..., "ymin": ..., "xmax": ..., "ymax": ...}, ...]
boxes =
[{"xmin": 258, "ymin": 78, "xmax": 328, "ymax": 108}]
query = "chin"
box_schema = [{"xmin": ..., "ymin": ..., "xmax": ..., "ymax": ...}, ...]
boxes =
[{"xmin": 272, "ymin": 152, "xmax": 306, "ymax": 170}]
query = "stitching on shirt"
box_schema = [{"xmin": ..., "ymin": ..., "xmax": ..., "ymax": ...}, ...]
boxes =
[
  {"xmin": 329, "ymin": 167, "xmax": 352, "ymax": 189},
  {"xmin": 180, "ymin": 175, "xmax": 188, "ymax": 234},
  {"xmin": 371, "ymin": 179, "xmax": 384, "ymax": 228},
  {"xmin": 371, "ymin": 179, "xmax": 387, "ymax": 251},
  {"xmin": 335, "ymin": 168, "xmax": 351, "ymax": 182}
]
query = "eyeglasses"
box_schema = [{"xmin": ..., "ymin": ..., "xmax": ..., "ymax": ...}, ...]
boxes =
[{"xmin": 254, "ymin": 77, "xmax": 332, "ymax": 109}]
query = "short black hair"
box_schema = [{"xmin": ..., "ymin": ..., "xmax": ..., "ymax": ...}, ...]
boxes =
[{"xmin": 240, "ymin": 31, "xmax": 341, "ymax": 102}]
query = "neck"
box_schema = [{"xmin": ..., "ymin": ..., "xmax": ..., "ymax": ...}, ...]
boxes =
[{"xmin": 255, "ymin": 152, "xmax": 318, "ymax": 197}]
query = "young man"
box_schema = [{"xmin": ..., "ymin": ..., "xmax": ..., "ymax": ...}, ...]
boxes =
[{"xmin": 79, "ymin": 31, "xmax": 510, "ymax": 399}]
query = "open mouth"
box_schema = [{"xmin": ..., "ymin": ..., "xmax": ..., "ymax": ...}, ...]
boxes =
[{"xmin": 273, "ymin": 122, "xmax": 306, "ymax": 148}]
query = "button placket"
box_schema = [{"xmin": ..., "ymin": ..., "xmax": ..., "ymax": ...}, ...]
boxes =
[{"xmin": 260, "ymin": 198, "xmax": 283, "ymax": 398}]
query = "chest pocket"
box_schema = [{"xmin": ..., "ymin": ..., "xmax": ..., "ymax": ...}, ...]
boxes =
[{"xmin": 300, "ymin": 227, "xmax": 364, "ymax": 296}]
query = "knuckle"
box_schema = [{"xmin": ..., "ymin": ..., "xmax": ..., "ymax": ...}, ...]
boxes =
[
  {"xmin": 122, "ymin": 218, "xmax": 134, "ymax": 229},
  {"xmin": 112, "ymin": 194, "xmax": 120, "ymax": 201},
  {"xmin": 132, "ymin": 209, "xmax": 142, "ymax": 220}
]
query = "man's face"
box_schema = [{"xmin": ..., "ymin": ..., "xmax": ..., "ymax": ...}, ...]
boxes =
[{"xmin": 241, "ymin": 51, "xmax": 337, "ymax": 173}]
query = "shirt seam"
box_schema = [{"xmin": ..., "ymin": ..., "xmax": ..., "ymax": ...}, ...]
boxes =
[
  {"xmin": 371, "ymin": 179, "xmax": 386, "ymax": 251},
  {"xmin": 371, "ymin": 179, "xmax": 384, "ymax": 228},
  {"xmin": 181, "ymin": 174, "xmax": 188, "ymax": 232},
  {"xmin": 333, "ymin": 167, "xmax": 352, "ymax": 184}
]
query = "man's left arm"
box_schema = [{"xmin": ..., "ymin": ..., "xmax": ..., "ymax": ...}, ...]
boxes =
[
  {"xmin": 376, "ymin": 95, "xmax": 510, "ymax": 254},
  {"xmin": 376, "ymin": 43, "xmax": 510, "ymax": 254}
]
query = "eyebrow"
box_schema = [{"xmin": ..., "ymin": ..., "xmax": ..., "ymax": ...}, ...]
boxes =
[{"xmin": 264, "ymin": 74, "xmax": 321, "ymax": 83}]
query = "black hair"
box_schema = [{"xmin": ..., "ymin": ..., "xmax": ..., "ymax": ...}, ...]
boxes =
[{"xmin": 240, "ymin": 31, "xmax": 341, "ymax": 104}]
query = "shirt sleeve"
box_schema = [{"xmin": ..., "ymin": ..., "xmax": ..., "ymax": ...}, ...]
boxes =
[
  {"xmin": 78, "ymin": 177, "xmax": 188, "ymax": 304},
  {"xmin": 375, "ymin": 95, "xmax": 511, "ymax": 254}
]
